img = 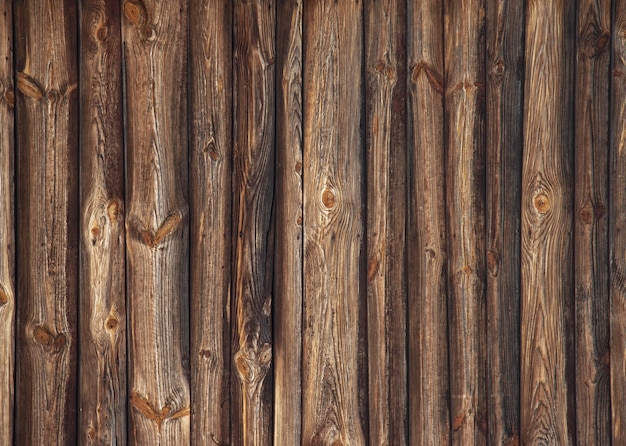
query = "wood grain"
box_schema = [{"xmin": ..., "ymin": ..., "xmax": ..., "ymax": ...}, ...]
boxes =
[
  {"xmin": 122, "ymin": 0, "xmax": 190, "ymax": 443},
  {"xmin": 274, "ymin": 0, "xmax": 303, "ymax": 443},
  {"xmin": 485, "ymin": 0, "xmax": 523, "ymax": 444},
  {"xmin": 14, "ymin": 1, "xmax": 79, "ymax": 443},
  {"xmin": 231, "ymin": 1, "xmax": 275, "ymax": 444},
  {"xmin": 302, "ymin": 1, "xmax": 366, "ymax": 444},
  {"xmin": 0, "ymin": 1, "xmax": 14, "ymax": 444},
  {"xmin": 574, "ymin": 0, "xmax": 612, "ymax": 443},
  {"xmin": 444, "ymin": 0, "xmax": 487, "ymax": 443},
  {"xmin": 521, "ymin": 0, "xmax": 576, "ymax": 444}
]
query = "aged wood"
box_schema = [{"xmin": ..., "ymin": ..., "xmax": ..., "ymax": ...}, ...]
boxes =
[
  {"xmin": 122, "ymin": 0, "xmax": 190, "ymax": 443},
  {"xmin": 0, "ymin": 1, "xmax": 14, "ymax": 444},
  {"xmin": 231, "ymin": 1, "xmax": 276, "ymax": 444},
  {"xmin": 274, "ymin": 0, "xmax": 303, "ymax": 444},
  {"xmin": 302, "ymin": 1, "xmax": 366, "ymax": 444},
  {"xmin": 79, "ymin": 1, "xmax": 127, "ymax": 444},
  {"xmin": 574, "ymin": 0, "xmax": 612, "ymax": 443},
  {"xmin": 189, "ymin": 1, "xmax": 232, "ymax": 444},
  {"xmin": 521, "ymin": 0, "xmax": 576, "ymax": 444},
  {"xmin": 444, "ymin": 0, "xmax": 487, "ymax": 443},
  {"xmin": 14, "ymin": 0, "xmax": 79, "ymax": 444},
  {"xmin": 485, "ymin": 0, "xmax": 523, "ymax": 444}
]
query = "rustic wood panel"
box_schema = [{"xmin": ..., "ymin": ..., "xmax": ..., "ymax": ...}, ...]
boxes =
[
  {"xmin": 79, "ymin": 1, "xmax": 127, "ymax": 444},
  {"xmin": 274, "ymin": 0, "xmax": 303, "ymax": 443},
  {"xmin": 521, "ymin": 0, "xmax": 576, "ymax": 444},
  {"xmin": 14, "ymin": 0, "xmax": 79, "ymax": 444},
  {"xmin": 122, "ymin": 0, "xmax": 190, "ymax": 443}
]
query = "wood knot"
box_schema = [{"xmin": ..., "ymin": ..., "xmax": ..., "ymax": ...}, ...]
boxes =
[
  {"xmin": 107, "ymin": 199, "xmax": 122, "ymax": 222},
  {"xmin": 105, "ymin": 317, "xmax": 118, "ymax": 330},
  {"xmin": 0, "ymin": 287, "xmax": 8, "ymax": 305},
  {"xmin": 295, "ymin": 161, "xmax": 302, "ymax": 174},
  {"xmin": 461, "ymin": 264, "xmax": 473, "ymax": 275},
  {"xmin": 486, "ymin": 250, "xmax": 499, "ymax": 276},
  {"xmin": 124, "ymin": 1, "xmax": 142, "ymax": 25},
  {"xmin": 33, "ymin": 326, "xmax": 66, "ymax": 351},
  {"xmin": 579, "ymin": 206, "xmax": 593, "ymax": 224},
  {"xmin": 4, "ymin": 89, "xmax": 14, "ymax": 108},
  {"xmin": 595, "ymin": 31, "xmax": 610, "ymax": 50},
  {"xmin": 367, "ymin": 256, "xmax": 380, "ymax": 283},
  {"xmin": 17, "ymin": 72, "xmax": 43, "ymax": 100},
  {"xmin": 533, "ymin": 193, "xmax": 550, "ymax": 213},
  {"xmin": 296, "ymin": 214, "xmax": 303, "ymax": 226},
  {"xmin": 322, "ymin": 189, "xmax": 335, "ymax": 209}
]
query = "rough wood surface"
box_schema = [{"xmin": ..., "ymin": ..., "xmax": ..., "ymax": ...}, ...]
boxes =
[
  {"xmin": 302, "ymin": 2, "xmax": 366, "ymax": 444},
  {"xmin": 485, "ymin": 0, "xmax": 523, "ymax": 444},
  {"xmin": 14, "ymin": 1, "xmax": 79, "ymax": 444},
  {"xmin": 444, "ymin": 0, "xmax": 487, "ymax": 443},
  {"xmin": 122, "ymin": 0, "xmax": 190, "ymax": 443},
  {"xmin": 274, "ymin": 0, "xmax": 303, "ymax": 443},
  {"xmin": 231, "ymin": 1, "xmax": 275, "ymax": 444},
  {"xmin": 574, "ymin": 0, "xmax": 612, "ymax": 443},
  {"xmin": 189, "ymin": 1, "xmax": 232, "ymax": 445},
  {"xmin": 0, "ymin": 1, "xmax": 14, "ymax": 444},
  {"xmin": 79, "ymin": 1, "xmax": 127, "ymax": 444},
  {"xmin": 521, "ymin": 0, "xmax": 576, "ymax": 444}
]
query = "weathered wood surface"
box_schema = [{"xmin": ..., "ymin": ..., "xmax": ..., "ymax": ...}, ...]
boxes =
[
  {"xmin": 189, "ymin": 1, "xmax": 232, "ymax": 445},
  {"xmin": 575, "ymin": 0, "xmax": 612, "ymax": 443},
  {"xmin": 521, "ymin": 0, "xmax": 576, "ymax": 444},
  {"xmin": 444, "ymin": 0, "xmax": 487, "ymax": 443},
  {"xmin": 485, "ymin": 0, "xmax": 523, "ymax": 444},
  {"xmin": 122, "ymin": 0, "xmax": 190, "ymax": 443},
  {"xmin": 79, "ymin": 1, "xmax": 127, "ymax": 444},
  {"xmin": 274, "ymin": 0, "xmax": 303, "ymax": 444},
  {"xmin": 302, "ymin": 2, "xmax": 366, "ymax": 444},
  {"xmin": 14, "ymin": 0, "xmax": 79, "ymax": 444},
  {"xmin": 231, "ymin": 1, "xmax": 275, "ymax": 444},
  {"xmin": 0, "ymin": 1, "xmax": 14, "ymax": 444}
]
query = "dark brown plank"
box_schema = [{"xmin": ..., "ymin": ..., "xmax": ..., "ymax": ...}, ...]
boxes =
[
  {"xmin": 79, "ymin": 1, "xmax": 127, "ymax": 444},
  {"xmin": 302, "ymin": 1, "xmax": 366, "ymax": 444},
  {"xmin": 274, "ymin": 0, "xmax": 303, "ymax": 443},
  {"xmin": 231, "ymin": 1, "xmax": 275, "ymax": 444},
  {"xmin": 485, "ymin": 0, "xmax": 524, "ymax": 443},
  {"xmin": 574, "ymin": 0, "xmax": 612, "ymax": 443},
  {"xmin": 122, "ymin": 0, "xmax": 190, "ymax": 443},
  {"xmin": 14, "ymin": 0, "xmax": 79, "ymax": 443},
  {"xmin": 521, "ymin": 0, "xmax": 576, "ymax": 444},
  {"xmin": 365, "ymin": 0, "xmax": 408, "ymax": 444}
]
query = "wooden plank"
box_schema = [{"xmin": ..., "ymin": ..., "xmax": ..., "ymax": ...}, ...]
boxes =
[
  {"xmin": 407, "ymin": 0, "xmax": 449, "ymax": 443},
  {"xmin": 485, "ymin": 0, "xmax": 523, "ymax": 443},
  {"xmin": 189, "ymin": 1, "xmax": 232, "ymax": 445},
  {"xmin": 14, "ymin": 0, "xmax": 79, "ymax": 444},
  {"xmin": 0, "ymin": 1, "xmax": 14, "ymax": 444},
  {"xmin": 365, "ymin": 0, "xmax": 408, "ymax": 444},
  {"xmin": 444, "ymin": 0, "xmax": 487, "ymax": 443},
  {"xmin": 79, "ymin": 1, "xmax": 127, "ymax": 444},
  {"xmin": 274, "ymin": 0, "xmax": 303, "ymax": 443},
  {"xmin": 302, "ymin": 1, "xmax": 366, "ymax": 444},
  {"xmin": 231, "ymin": 1, "xmax": 275, "ymax": 444},
  {"xmin": 122, "ymin": 1, "xmax": 190, "ymax": 443},
  {"xmin": 574, "ymin": 0, "xmax": 612, "ymax": 443},
  {"xmin": 521, "ymin": 0, "xmax": 576, "ymax": 444}
]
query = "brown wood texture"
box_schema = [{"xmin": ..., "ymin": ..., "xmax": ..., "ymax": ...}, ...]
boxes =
[
  {"xmin": 444, "ymin": 0, "xmax": 488, "ymax": 443},
  {"xmin": 79, "ymin": 1, "xmax": 127, "ymax": 444},
  {"xmin": 274, "ymin": 0, "xmax": 303, "ymax": 444},
  {"xmin": 521, "ymin": 0, "xmax": 576, "ymax": 444},
  {"xmin": 14, "ymin": 0, "xmax": 79, "ymax": 444},
  {"xmin": 575, "ymin": 0, "xmax": 612, "ymax": 443},
  {"xmin": 189, "ymin": 1, "xmax": 232, "ymax": 445},
  {"xmin": 122, "ymin": 0, "xmax": 190, "ymax": 443},
  {"xmin": 0, "ymin": 1, "xmax": 14, "ymax": 444},
  {"xmin": 485, "ymin": 0, "xmax": 523, "ymax": 444}
]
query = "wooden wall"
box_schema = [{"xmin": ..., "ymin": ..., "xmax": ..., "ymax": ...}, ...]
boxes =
[{"xmin": 0, "ymin": 0, "xmax": 624, "ymax": 444}]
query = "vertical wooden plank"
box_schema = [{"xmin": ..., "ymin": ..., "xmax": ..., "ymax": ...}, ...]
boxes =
[
  {"xmin": 302, "ymin": 1, "xmax": 366, "ymax": 444},
  {"xmin": 122, "ymin": 0, "xmax": 190, "ymax": 443},
  {"xmin": 575, "ymin": 0, "xmax": 612, "ymax": 443},
  {"xmin": 444, "ymin": 0, "xmax": 487, "ymax": 443},
  {"xmin": 407, "ymin": 0, "xmax": 449, "ymax": 444},
  {"xmin": 365, "ymin": 0, "xmax": 408, "ymax": 444},
  {"xmin": 14, "ymin": 0, "xmax": 79, "ymax": 444},
  {"xmin": 521, "ymin": 0, "xmax": 576, "ymax": 444},
  {"xmin": 0, "ymin": 1, "xmax": 14, "ymax": 444},
  {"xmin": 231, "ymin": 1, "xmax": 275, "ymax": 444},
  {"xmin": 189, "ymin": 1, "xmax": 232, "ymax": 445},
  {"xmin": 485, "ymin": 0, "xmax": 523, "ymax": 443},
  {"xmin": 274, "ymin": 0, "xmax": 303, "ymax": 443},
  {"xmin": 79, "ymin": 1, "xmax": 127, "ymax": 444}
]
